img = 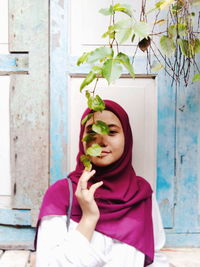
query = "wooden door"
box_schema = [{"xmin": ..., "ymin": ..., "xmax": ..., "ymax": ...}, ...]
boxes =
[{"xmin": 0, "ymin": 0, "xmax": 49, "ymax": 249}]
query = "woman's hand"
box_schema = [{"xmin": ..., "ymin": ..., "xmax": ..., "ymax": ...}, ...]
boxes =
[
  {"xmin": 75, "ymin": 169, "xmax": 103, "ymax": 221},
  {"xmin": 75, "ymin": 170, "xmax": 103, "ymax": 241}
]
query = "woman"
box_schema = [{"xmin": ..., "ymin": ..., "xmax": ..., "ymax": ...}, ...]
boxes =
[{"xmin": 35, "ymin": 100, "xmax": 170, "ymax": 267}]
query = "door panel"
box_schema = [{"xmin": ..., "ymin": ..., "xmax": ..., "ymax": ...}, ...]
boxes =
[{"xmin": 68, "ymin": 77, "xmax": 157, "ymax": 189}]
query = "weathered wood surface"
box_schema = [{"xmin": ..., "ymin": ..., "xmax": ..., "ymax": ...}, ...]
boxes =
[
  {"xmin": 0, "ymin": 250, "xmax": 33, "ymax": 267},
  {"xmin": 0, "ymin": 54, "xmax": 28, "ymax": 75},
  {"xmin": 163, "ymin": 248, "xmax": 200, "ymax": 267},
  {"xmin": 0, "ymin": 249, "xmax": 200, "ymax": 267},
  {"xmin": 9, "ymin": 0, "xmax": 49, "ymax": 226},
  {"xmin": 50, "ymin": 0, "xmax": 69, "ymax": 185}
]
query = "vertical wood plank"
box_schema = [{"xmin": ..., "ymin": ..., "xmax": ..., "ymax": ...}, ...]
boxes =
[
  {"xmin": 175, "ymin": 80, "xmax": 200, "ymax": 233},
  {"xmin": 156, "ymin": 70, "xmax": 176, "ymax": 228},
  {"xmin": 50, "ymin": 0, "xmax": 69, "ymax": 184},
  {"xmin": 9, "ymin": 0, "xmax": 49, "ymax": 224}
]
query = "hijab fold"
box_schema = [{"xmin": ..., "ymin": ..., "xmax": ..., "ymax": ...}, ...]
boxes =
[{"xmin": 36, "ymin": 100, "xmax": 154, "ymax": 266}]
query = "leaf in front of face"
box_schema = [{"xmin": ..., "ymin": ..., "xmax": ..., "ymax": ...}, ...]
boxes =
[
  {"xmin": 92, "ymin": 120, "xmax": 110, "ymax": 135},
  {"xmin": 88, "ymin": 95, "xmax": 105, "ymax": 112},
  {"xmin": 116, "ymin": 52, "xmax": 135, "ymax": 77},
  {"xmin": 86, "ymin": 144, "xmax": 102, "ymax": 157},
  {"xmin": 82, "ymin": 133, "xmax": 96, "ymax": 143},
  {"xmin": 192, "ymin": 73, "xmax": 200, "ymax": 82},
  {"xmin": 80, "ymin": 71, "xmax": 96, "ymax": 92},
  {"xmin": 133, "ymin": 21, "xmax": 150, "ymax": 38},
  {"xmin": 80, "ymin": 154, "xmax": 92, "ymax": 171},
  {"xmin": 86, "ymin": 47, "xmax": 114, "ymax": 64},
  {"xmin": 102, "ymin": 59, "xmax": 123, "ymax": 84},
  {"xmin": 81, "ymin": 113, "xmax": 93, "ymax": 125},
  {"xmin": 160, "ymin": 35, "xmax": 176, "ymax": 57}
]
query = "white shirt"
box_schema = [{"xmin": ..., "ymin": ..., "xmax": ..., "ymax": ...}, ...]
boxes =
[{"xmin": 36, "ymin": 194, "xmax": 170, "ymax": 267}]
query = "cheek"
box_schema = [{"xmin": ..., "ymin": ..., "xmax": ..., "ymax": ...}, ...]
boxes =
[{"xmin": 112, "ymin": 135, "xmax": 125, "ymax": 155}]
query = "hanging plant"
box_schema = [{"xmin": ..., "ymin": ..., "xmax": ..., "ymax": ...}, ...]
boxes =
[{"xmin": 77, "ymin": 0, "xmax": 200, "ymax": 169}]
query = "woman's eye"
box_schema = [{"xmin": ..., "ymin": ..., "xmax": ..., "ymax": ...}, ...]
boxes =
[
  {"xmin": 109, "ymin": 131, "xmax": 118, "ymax": 135},
  {"xmin": 87, "ymin": 130, "xmax": 95, "ymax": 134}
]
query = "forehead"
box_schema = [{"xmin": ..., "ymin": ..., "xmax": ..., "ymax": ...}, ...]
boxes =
[{"xmin": 85, "ymin": 110, "xmax": 122, "ymax": 128}]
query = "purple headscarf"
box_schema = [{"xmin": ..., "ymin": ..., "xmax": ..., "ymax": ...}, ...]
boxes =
[{"xmin": 36, "ymin": 100, "xmax": 154, "ymax": 266}]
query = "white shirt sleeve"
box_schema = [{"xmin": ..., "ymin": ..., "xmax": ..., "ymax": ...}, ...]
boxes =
[
  {"xmin": 36, "ymin": 215, "xmax": 107, "ymax": 267},
  {"xmin": 36, "ymin": 194, "xmax": 170, "ymax": 267},
  {"xmin": 148, "ymin": 193, "xmax": 170, "ymax": 267}
]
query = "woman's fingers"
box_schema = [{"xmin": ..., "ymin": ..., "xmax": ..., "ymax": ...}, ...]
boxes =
[
  {"xmin": 77, "ymin": 169, "xmax": 96, "ymax": 192},
  {"xmin": 89, "ymin": 181, "xmax": 103, "ymax": 196}
]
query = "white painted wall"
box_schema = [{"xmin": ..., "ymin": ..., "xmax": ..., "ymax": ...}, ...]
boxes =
[{"xmin": 0, "ymin": 0, "xmax": 11, "ymax": 208}]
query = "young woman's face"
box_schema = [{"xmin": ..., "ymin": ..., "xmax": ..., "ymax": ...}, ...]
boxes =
[{"xmin": 83, "ymin": 110, "xmax": 125, "ymax": 167}]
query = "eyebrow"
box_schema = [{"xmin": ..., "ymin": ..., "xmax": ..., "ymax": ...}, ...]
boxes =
[{"xmin": 86, "ymin": 124, "xmax": 120, "ymax": 130}]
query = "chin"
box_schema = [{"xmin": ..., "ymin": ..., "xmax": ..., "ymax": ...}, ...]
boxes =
[{"xmin": 92, "ymin": 158, "xmax": 115, "ymax": 167}]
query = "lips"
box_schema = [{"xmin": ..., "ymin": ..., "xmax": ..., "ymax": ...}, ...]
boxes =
[{"xmin": 98, "ymin": 151, "xmax": 111, "ymax": 158}]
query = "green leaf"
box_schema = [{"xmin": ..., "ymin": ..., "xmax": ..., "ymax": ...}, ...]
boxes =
[
  {"xmin": 194, "ymin": 39, "xmax": 200, "ymax": 54},
  {"xmin": 113, "ymin": 3, "xmax": 133, "ymax": 17},
  {"xmin": 80, "ymin": 155, "xmax": 92, "ymax": 171},
  {"xmin": 177, "ymin": 39, "xmax": 191, "ymax": 57},
  {"xmin": 81, "ymin": 113, "xmax": 93, "ymax": 125},
  {"xmin": 116, "ymin": 27, "xmax": 133, "ymax": 44},
  {"xmin": 80, "ymin": 71, "xmax": 96, "ymax": 92},
  {"xmin": 160, "ymin": 35, "xmax": 176, "ymax": 56},
  {"xmin": 88, "ymin": 95, "xmax": 105, "ymax": 112},
  {"xmin": 115, "ymin": 18, "xmax": 132, "ymax": 29},
  {"xmin": 116, "ymin": 52, "xmax": 135, "ymax": 77},
  {"xmin": 131, "ymin": 33, "xmax": 136, "ymax": 42},
  {"xmin": 192, "ymin": 73, "xmax": 200, "ymax": 82},
  {"xmin": 171, "ymin": 2, "xmax": 184, "ymax": 13},
  {"xmin": 190, "ymin": 0, "xmax": 200, "ymax": 6},
  {"xmin": 168, "ymin": 24, "xmax": 187, "ymax": 38},
  {"xmin": 82, "ymin": 133, "xmax": 96, "ymax": 143},
  {"xmin": 86, "ymin": 144, "xmax": 102, "ymax": 157},
  {"xmin": 87, "ymin": 47, "xmax": 114, "ymax": 64},
  {"xmin": 155, "ymin": 0, "xmax": 165, "ymax": 9},
  {"xmin": 92, "ymin": 121, "xmax": 110, "ymax": 135},
  {"xmin": 151, "ymin": 62, "xmax": 164, "ymax": 72},
  {"xmin": 91, "ymin": 65, "xmax": 103, "ymax": 75},
  {"xmin": 99, "ymin": 5, "xmax": 114, "ymax": 15},
  {"xmin": 85, "ymin": 90, "xmax": 91, "ymax": 99},
  {"xmin": 102, "ymin": 59, "xmax": 123, "ymax": 84},
  {"xmin": 156, "ymin": 0, "xmax": 175, "ymax": 10},
  {"xmin": 133, "ymin": 21, "xmax": 150, "ymax": 38},
  {"xmin": 77, "ymin": 52, "xmax": 91, "ymax": 66}
]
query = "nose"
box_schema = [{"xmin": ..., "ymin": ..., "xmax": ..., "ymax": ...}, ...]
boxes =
[{"xmin": 95, "ymin": 134, "xmax": 108, "ymax": 147}]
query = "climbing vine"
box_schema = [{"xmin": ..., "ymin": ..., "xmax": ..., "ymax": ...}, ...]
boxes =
[{"xmin": 77, "ymin": 0, "xmax": 200, "ymax": 169}]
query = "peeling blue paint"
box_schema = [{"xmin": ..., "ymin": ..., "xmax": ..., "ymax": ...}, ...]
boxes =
[
  {"xmin": 0, "ymin": 209, "xmax": 31, "ymax": 226},
  {"xmin": 0, "ymin": 54, "xmax": 28, "ymax": 74},
  {"xmin": 50, "ymin": 0, "xmax": 69, "ymax": 185}
]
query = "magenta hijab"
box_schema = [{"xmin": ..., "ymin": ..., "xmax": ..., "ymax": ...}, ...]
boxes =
[{"xmin": 36, "ymin": 100, "xmax": 154, "ymax": 266}]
